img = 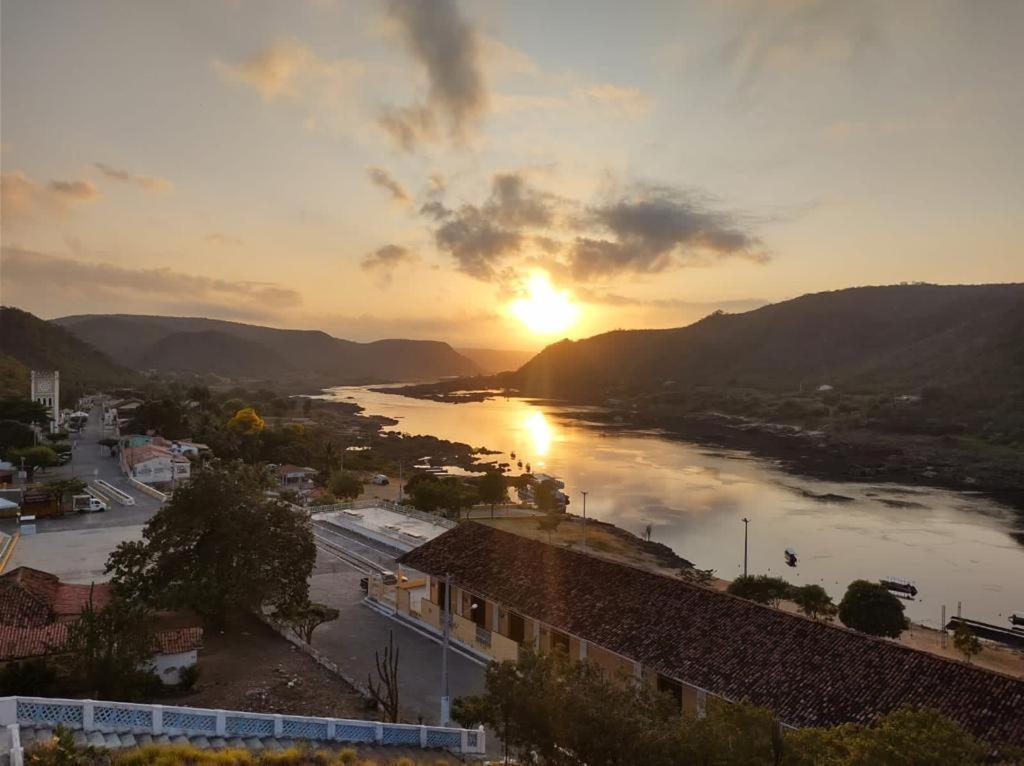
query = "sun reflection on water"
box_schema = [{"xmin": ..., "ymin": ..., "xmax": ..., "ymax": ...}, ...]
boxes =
[{"xmin": 524, "ymin": 409, "xmax": 553, "ymax": 457}]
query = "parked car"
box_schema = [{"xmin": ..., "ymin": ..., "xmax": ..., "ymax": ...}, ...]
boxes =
[
  {"xmin": 371, "ymin": 474, "xmax": 390, "ymax": 485},
  {"xmin": 381, "ymin": 570, "xmax": 398, "ymax": 585}
]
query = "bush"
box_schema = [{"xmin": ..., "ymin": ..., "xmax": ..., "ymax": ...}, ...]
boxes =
[
  {"xmin": 0, "ymin": 658, "xmax": 57, "ymax": 695},
  {"xmin": 726, "ymin": 575, "xmax": 793, "ymax": 607},
  {"xmin": 838, "ymin": 580, "xmax": 909, "ymax": 637},
  {"xmin": 178, "ymin": 663, "xmax": 201, "ymax": 691}
]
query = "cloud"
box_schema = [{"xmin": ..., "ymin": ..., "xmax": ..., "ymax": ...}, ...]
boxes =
[
  {"xmin": 572, "ymin": 84, "xmax": 652, "ymax": 117},
  {"xmin": 2, "ymin": 247, "xmax": 302, "ymax": 314},
  {"xmin": 414, "ymin": 172, "xmax": 765, "ymax": 283},
  {"xmin": 1, "ymin": 171, "xmax": 100, "ymax": 220},
  {"xmin": 215, "ymin": 39, "xmax": 363, "ymax": 130},
  {"xmin": 366, "ymin": 166, "xmax": 410, "ymax": 204},
  {"xmin": 380, "ymin": 0, "xmax": 487, "ymax": 148},
  {"xmin": 360, "ymin": 244, "xmax": 417, "ymax": 284},
  {"xmin": 205, "ymin": 232, "xmax": 243, "ymax": 246},
  {"xmin": 426, "ymin": 172, "xmax": 563, "ymax": 280},
  {"xmin": 569, "ymin": 185, "xmax": 768, "ymax": 280},
  {"xmin": 94, "ymin": 163, "xmax": 172, "ymax": 192},
  {"xmin": 721, "ymin": 0, "xmax": 881, "ymax": 90}
]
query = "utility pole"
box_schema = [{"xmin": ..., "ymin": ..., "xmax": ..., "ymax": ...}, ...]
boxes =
[
  {"xmin": 440, "ymin": 572, "xmax": 451, "ymax": 725},
  {"xmin": 397, "ymin": 461, "xmax": 404, "ymax": 504},
  {"xmin": 742, "ymin": 517, "xmax": 750, "ymax": 578},
  {"xmin": 580, "ymin": 490, "xmax": 588, "ymax": 551}
]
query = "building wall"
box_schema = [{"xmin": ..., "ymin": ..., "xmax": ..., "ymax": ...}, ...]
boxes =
[{"xmin": 146, "ymin": 650, "xmax": 197, "ymax": 685}]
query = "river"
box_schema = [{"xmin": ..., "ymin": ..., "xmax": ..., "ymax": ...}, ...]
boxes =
[{"xmin": 323, "ymin": 385, "xmax": 1024, "ymax": 627}]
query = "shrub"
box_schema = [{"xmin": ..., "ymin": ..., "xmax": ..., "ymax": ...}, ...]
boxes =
[
  {"xmin": 178, "ymin": 663, "xmax": 201, "ymax": 691},
  {"xmin": 838, "ymin": 580, "xmax": 909, "ymax": 637}
]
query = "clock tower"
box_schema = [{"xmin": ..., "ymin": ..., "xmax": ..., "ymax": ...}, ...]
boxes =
[{"xmin": 30, "ymin": 370, "xmax": 60, "ymax": 431}]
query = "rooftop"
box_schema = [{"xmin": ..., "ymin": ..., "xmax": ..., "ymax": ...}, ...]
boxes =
[
  {"xmin": 0, "ymin": 567, "xmax": 112, "ymax": 627},
  {"xmin": 398, "ymin": 522, "xmax": 1024, "ymax": 749}
]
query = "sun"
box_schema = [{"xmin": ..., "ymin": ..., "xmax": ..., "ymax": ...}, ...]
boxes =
[{"xmin": 509, "ymin": 273, "xmax": 580, "ymax": 336}]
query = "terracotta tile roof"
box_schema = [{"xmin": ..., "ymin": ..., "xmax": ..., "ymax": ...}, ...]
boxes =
[
  {"xmin": 0, "ymin": 568, "xmax": 112, "ymax": 626},
  {"xmin": 398, "ymin": 522, "xmax": 1024, "ymax": 749},
  {"xmin": 0, "ymin": 624, "xmax": 202, "ymax": 661},
  {"xmin": 0, "ymin": 623, "xmax": 68, "ymax": 660},
  {"xmin": 152, "ymin": 626, "xmax": 203, "ymax": 655}
]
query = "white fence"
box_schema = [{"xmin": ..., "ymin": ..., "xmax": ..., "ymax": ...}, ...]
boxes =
[
  {"xmin": 127, "ymin": 478, "xmax": 168, "ymax": 503},
  {"xmin": 89, "ymin": 480, "xmax": 135, "ymax": 506},
  {"xmin": 305, "ymin": 498, "xmax": 457, "ymax": 530},
  {"xmin": 0, "ymin": 696, "xmax": 484, "ymax": 761}
]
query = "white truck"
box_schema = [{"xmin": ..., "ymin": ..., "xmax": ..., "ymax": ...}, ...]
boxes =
[{"xmin": 72, "ymin": 494, "xmax": 107, "ymax": 513}]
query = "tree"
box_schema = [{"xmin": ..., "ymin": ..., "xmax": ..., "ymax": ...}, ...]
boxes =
[
  {"xmin": 327, "ymin": 469, "xmax": 362, "ymax": 501},
  {"xmin": 953, "ymin": 622, "xmax": 982, "ymax": 664},
  {"xmin": 533, "ymin": 478, "xmax": 561, "ymax": 512},
  {"xmin": 6, "ymin": 445, "xmax": 57, "ymax": 479},
  {"xmin": 367, "ymin": 630, "xmax": 400, "ymax": 723},
  {"xmin": 105, "ymin": 462, "xmax": 316, "ymax": 623},
  {"xmin": 838, "ymin": 580, "xmax": 909, "ymax": 638},
  {"xmin": 0, "ymin": 419, "xmax": 35, "ymax": 453},
  {"xmin": 0, "ymin": 397, "xmax": 50, "ymax": 425},
  {"xmin": 478, "ymin": 470, "xmax": 507, "ymax": 518},
  {"xmin": 227, "ymin": 406, "xmax": 265, "ymax": 435},
  {"xmin": 62, "ymin": 588, "xmax": 158, "ymax": 700},
  {"xmin": 791, "ymin": 584, "xmax": 838, "ymax": 620},
  {"xmin": 44, "ymin": 478, "xmax": 87, "ymax": 515},
  {"xmin": 727, "ymin": 575, "xmax": 793, "ymax": 607},
  {"xmin": 536, "ymin": 509, "xmax": 564, "ymax": 544},
  {"xmin": 275, "ymin": 601, "xmax": 340, "ymax": 644},
  {"xmin": 0, "ymin": 658, "xmax": 56, "ymax": 695}
]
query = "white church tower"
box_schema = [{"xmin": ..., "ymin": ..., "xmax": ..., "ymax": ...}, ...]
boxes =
[{"xmin": 30, "ymin": 370, "xmax": 60, "ymax": 431}]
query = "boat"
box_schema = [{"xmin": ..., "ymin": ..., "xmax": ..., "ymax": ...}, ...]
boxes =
[
  {"xmin": 880, "ymin": 577, "xmax": 918, "ymax": 598},
  {"xmin": 1010, "ymin": 612, "xmax": 1024, "ymax": 627},
  {"xmin": 517, "ymin": 460, "xmax": 523, "ymax": 468},
  {"xmin": 784, "ymin": 548, "xmax": 798, "ymax": 567},
  {"xmin": 510, "ymin": 451, "xmax": 516, "ymax": 460}
]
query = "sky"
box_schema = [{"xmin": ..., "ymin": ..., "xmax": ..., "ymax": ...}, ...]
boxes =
[{"xmin": 2, "ymin": 0, "xmax": 1022, "ymax": 350}]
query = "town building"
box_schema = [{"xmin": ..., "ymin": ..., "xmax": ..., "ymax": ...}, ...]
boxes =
[
  {"xmin": 276, "ymin": 464, "xmax": 318, "ymax": 488},
  {"xmin": 394, "ymin": 521, "xmax": 1024, "ymax": 750},
  {"xmin": 120, "ymin": 443, "xmax": 190, "ymax": 486},
  {"xmin": 29, "ymin": 370, "xmax": 59, "ymax": 432},
  {"xmin": 0, "ymin": 567, "xmax": 201, "ymax": 684}
]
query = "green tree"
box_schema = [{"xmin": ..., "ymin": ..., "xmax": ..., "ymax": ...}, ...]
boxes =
[
  {"xmin": 533, "ymin": 478, "xmax": 561, "ymax": 512},
  {"xmin": 62, "ymin": 588, "xmax": 158, "ymax": 700},
  {"xmin": 6, "ymin": 445, "xmax": 57, "ymax": 478},
  {"xmin": 953, "ymin": 622, "xmax": 982, "ymax": 664},
  {"xmin": 536, "ymin": 508, "xmax": 564, "ymax": 543},
  {"xmin": 838, "ymin": 580, "xmax": 909, "ymax": 638},
  {"xmin": 727, "ymin": 575, "xmax": 793, "ymax": 607},
  {"xmin": 791, "ymin": 584, "xmax": 838, "ymax": 620},
  {"xmin": 0, "ymin": 397, "xmax": 50, "ymax": 425},
  {"xmin": 0, "ymin": 419, "xmax": 36, "ymax": 453},
  {"xmin": 327, "ymin": 469, "xmax": 363, "ymax": 501},
  {"xmin": 105, "ymin": 462, "xmax": 316, "ymax": 623},
  {"xmin": 275, "ymin": 601, "xmax": 340, "ymax": 644},
  {"xmin": 44, "ymin": 478, "xmax": 87, "ymax": 515},
  {"xmin": 478, "ymin": 470, "xmax": 507, "ymax": 518}
]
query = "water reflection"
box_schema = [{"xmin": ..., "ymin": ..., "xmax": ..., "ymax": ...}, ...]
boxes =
[{"xmin": 326, "ymin": 385, "xmax": 1024, "ymax": 626}]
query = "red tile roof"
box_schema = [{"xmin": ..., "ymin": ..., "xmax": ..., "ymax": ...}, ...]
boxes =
[
  {"xmin": 152, "ymin": 626, "xmax": 203, "ymax": 655},
  {"xmin": 398, "ymin": 522, "xmax": 1024, "ymax": 749},
  {"xmin": 0, "ymin": 567, "xmax": 112, "ymax": 626},
  {"xmin": 0, "ymin": 624, "xmax": 202, "ymax": 661}
]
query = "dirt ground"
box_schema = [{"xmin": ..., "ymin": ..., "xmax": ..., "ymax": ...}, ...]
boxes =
[{"xmin": 167, "ymin": 612, "xmax": 370, "ymax": 719}]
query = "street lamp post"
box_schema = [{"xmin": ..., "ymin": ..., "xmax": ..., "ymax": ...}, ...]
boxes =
[
  {"xmin": 440, "ymin": 572, "xmax": 451, "ymax": 725},
  {"xmin": 742, "ymin": 517, "xmax": 750, "ymax": 578},
  {"xmin": 580, "ymin": 490, "xmax": 589, "ymax": 550}
]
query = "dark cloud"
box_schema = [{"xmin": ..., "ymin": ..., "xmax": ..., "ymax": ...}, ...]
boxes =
[
  {"xmin": 360, "ymin": 244, "xmax": 417, "ymax": 284},
  {"xmin": 2, "ymin": 246, "xmax": 301, "ymax": 310},
  {"xmin": 46, "ymin": 180, "xmax": 100, "ymax": 200},
  {"xmin": 569, "ymin": 186, "xmax": 767, "ymax": 280},
  {"xmin": 381, "ymin": 0, "xmax": 486, "ymax": 148},
  {"xmin": 366, "ymin": 166, "xmax": 410, "ymax": 204}
]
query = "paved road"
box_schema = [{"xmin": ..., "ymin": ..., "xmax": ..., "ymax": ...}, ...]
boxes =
[{"xmin": 308, "ymin": 544, "xmax": 487, "ymax": 729}]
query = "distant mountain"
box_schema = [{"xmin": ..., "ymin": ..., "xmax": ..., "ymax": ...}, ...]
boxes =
[
  {"xmin": 456, "ymin": 347, "xmax": 536, "ymax": 374},
  {"xmin": 511, "ymin": 284, "xmax": 1024, "ymax": 400},
  {"xmin": 53, "ymin": 314, "xmax": 482, "ymax": 384},
  {"xmin": 0, "ymin": 306, "xmax": 138, "ymax": 396}
]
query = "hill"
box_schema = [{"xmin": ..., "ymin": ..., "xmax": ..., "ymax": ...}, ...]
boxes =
[
  {"xmin": 0, "ymin": 306, "xmax": 139, "ymax": 397},
  {"xmin": 456, "ymin": 347, "xmax": 536, "ymax": 374},
  {"xmin": 512, "ymin": 284, "xmax": 1024, "ymax": 403},
  {"xmin": 53, "ymin": 314, "xmax": 481, "ymax": 384}
]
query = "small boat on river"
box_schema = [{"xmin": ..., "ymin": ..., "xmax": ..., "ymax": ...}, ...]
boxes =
[{"xmin": 784, "ymin": 548, "xmax": 798, "ymax": 567}]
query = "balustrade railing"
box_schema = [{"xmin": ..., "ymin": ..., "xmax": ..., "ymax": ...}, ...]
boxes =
[{"xmin": 0, "ymin": 696, "xmax": 484, "ymax": 755}]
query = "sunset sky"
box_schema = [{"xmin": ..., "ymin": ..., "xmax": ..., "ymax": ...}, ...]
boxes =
[{"xmin": 2, "ymin": 0, "xmax": 1022, "ymax": 349}]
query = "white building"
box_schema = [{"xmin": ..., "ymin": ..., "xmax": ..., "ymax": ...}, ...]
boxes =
[
  {"xmin": 30, "ymin": 370, "xmax": 60, "ymax": 431},
  {"xmin": 122, "ymin": 443, "xmax": 190, "ymax": 485}
]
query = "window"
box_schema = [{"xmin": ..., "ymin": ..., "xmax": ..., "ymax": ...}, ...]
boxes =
[
  {"xmin": 436, "ymin": 580, "xmax": 448, "ymax": 611},
  {"xmin": 549, "ymin": 630, "xmax": 570, "ymax": 654},
  {"xmin": 470, "ymin": 594, "xmax": 487, "ymax": 627},
  {"xmin": 507, "ymin": 611, "xmax": 526, "ymax": 643}
]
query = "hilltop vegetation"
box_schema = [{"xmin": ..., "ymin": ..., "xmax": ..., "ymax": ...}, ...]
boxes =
[
  {"xmin": 0, "ymin": 306, "xmax": 139, "ymax": 399},
  {"xmin": 54, "ymin": 313, "xmax": 481, "ymax": 385}
]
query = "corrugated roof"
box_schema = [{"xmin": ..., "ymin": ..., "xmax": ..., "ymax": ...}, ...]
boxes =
[{"xmin": 398, "ymin": 522, "xmax": 1024, "ymax": 748}]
